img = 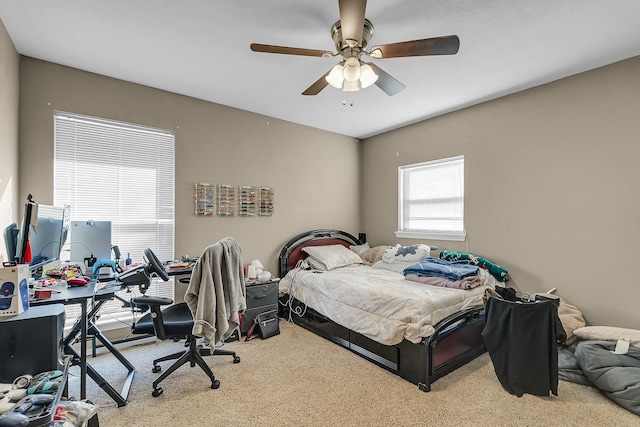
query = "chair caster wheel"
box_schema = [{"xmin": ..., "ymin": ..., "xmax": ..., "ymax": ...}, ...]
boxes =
[
  {"xmin": 233, "ymin": 356, "xmax": 241, "ymax": 363},
  {"xmin": 152, "ymin": 365, "xmax": 161, "ymax": 373},
  {"xmin": 211, "ymin": 380, "xmax": 220, "ymax": 389},
  {"xmin": 152, "ymin": 387, "xmax": 163, "ymax": 397}
]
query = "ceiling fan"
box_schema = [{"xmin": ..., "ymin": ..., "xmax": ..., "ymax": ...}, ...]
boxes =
[{"xmin": 250, "ymin": 0, "xmax": 460, "ymax": 96}]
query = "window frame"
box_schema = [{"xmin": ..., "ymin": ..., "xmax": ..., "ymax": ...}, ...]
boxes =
[{"xmin": 395, "ymin": 155, "xmax": 466, "ymax": 241}]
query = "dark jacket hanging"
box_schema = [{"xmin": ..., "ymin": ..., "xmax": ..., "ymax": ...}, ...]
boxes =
[{"xmin": 482, "ymin": 295, "xmax": 567, "ymax": 397}]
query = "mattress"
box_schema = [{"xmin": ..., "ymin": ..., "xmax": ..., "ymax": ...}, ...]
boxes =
[{"xmin": 279, "ymin": 264, "xmax": 489, "ymax": 346}]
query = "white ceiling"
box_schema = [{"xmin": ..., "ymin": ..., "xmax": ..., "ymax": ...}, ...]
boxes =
[{"xmin": 1, "ymin": 1, "xmax": 640, "ymax": 139}]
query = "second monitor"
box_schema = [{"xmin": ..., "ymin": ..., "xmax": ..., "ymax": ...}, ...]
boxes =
[{"xmin": 69, "ymin": 220, "xmax": 112, "ymax": 267}]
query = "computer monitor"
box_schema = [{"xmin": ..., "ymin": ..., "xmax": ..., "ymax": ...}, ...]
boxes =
[
  {"xmin": 28, "ymin": 204, "xmax": 70, "ymax": 271},
  {"xmin": 4, "ymin": 203, "xmax": 69, "ymax": 272},
  {"xmin": 69, "ymin": 220, "xmax": 112, "ymax": 265},
  {"xmin": 3, "ymin": 223, "xmax": 19, "ymax": 262}
]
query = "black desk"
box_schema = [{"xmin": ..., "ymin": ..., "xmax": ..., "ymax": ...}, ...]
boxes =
[
  {"xmin": 166, "ymin": 265, "xmax": 192, "ymax": 278},
  {"xmin": 30, "ymin": 281, "xmax": 135, "ymax": 407}
]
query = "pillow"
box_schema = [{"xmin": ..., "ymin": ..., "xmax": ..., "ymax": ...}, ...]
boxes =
[
  {"xmin": 349, "ymin": 242, "xmax": 371, "ymax": 256},
  {"xmin": 573, "ymin": 326, "xmax": 640, "ymax": 349},
  {"xmin": 372, "ymin": 259, "xmax": 415, "ymax": 274},
  {"xmin": 302, "ymin": 244, "xmax": 363, "ymax": 271},
  {"xmin": 556, "ymin": 298, "xmax": 586, "ymax": 345},
  {"xmin": 305, "ymin": 256, "xmax": 327, "ymax": 271},
  {"xmin": 382, "ymin": 244, "xmax": 431, "ymax": 264},
  {"xmin": 360, "ymin": 245, "xmax": 388, "ymax": 265}
]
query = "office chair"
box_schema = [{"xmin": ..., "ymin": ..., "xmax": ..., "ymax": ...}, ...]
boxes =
[{"xmin": 130, "ymin": 248, "xmax": 241, "ymax": 397}]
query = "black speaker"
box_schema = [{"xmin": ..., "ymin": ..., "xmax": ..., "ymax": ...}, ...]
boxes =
[{"xmin": 0, "ymin": 304, "xmax": 65, "ymax": 383}]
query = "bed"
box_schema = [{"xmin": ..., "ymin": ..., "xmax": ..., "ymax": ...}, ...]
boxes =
[{"xmin": 277, "ymin": 229, "xmax": 492, "ymax": 392}]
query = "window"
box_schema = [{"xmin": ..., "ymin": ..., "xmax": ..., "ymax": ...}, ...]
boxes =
[
  {"xmin": 54, "ymin": 111, "xmax": 175, "ymax": 329},
  {"xmin": 396, "ymin": 155, "xmax": 465, "ymax": 241}
]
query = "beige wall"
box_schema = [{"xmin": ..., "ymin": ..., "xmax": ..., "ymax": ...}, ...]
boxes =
[
  {"xmin": 18, "ymin": 57, "xmax": 360, "ymax": 281},
  {"xmin": 13, "ymin": 50, "xmax": 640, "ymax": 332},
  {"xmin": 362, "ymin": 56, "xmax": 640, "ymax": 329},
  {"xmin": 0, "ymin": 19, "xmax": 19, "ymax": 263}
]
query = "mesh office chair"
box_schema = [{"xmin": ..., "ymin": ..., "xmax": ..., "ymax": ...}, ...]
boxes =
[{"xmin": 131, "ymin": 247, "xmax": 241, "ymax": 397}]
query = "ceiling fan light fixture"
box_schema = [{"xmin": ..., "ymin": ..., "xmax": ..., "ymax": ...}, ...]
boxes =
[
  {"xmin": 326, "ymin": 63, "xmax": 344, "ymax": 88},
  {"xmin": 359, "ymin": 63, "xmax": 378, "ymax": 88},
  {"xmin": 343, "ymin": 80, "xmax": 360, "ymax": 92},
  {"xmin": 342, "ymin": 56, "xmax": 362, "ymax": 82}
]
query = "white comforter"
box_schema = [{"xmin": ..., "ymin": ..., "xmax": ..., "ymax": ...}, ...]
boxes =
[{"xmin": 279, "ymin": 265, "xmax": 490, "ymax": 346}]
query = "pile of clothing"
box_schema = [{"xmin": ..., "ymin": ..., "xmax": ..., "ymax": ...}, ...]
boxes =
[
  {"xmin": 438, "ymin": 250, "xmax": 509, "ymax": 282},
  {"xmin": 403, "ymin": 257, "xmax": 483, "ymax": 289},
  {"xmin": 402, "ymin": 251, "xmax": 507, "ymax": 289}
]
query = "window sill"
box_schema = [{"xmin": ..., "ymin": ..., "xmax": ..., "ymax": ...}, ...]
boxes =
[{"xmin": 395, "ymin": 231, "xmax": 466, "ymax": 241}]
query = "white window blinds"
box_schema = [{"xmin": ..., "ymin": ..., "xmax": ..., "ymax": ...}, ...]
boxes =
[
  {"xmin": 396, "ymin": 155, "xmax": 465, "ymax": 241},
  {"xmin": 53, "ymin": 111, "xmax": 175, "ymax": 327}
]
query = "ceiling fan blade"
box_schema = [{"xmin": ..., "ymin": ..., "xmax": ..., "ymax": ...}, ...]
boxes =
[
  {"xmin": 367, "ymin": 63, "xmax": 405, "ymax": 96},
  {"xmin": 371, "ymin": 35, "xmax": 460, "ymax": 58},
  {"xmin": 250, "ymin": 43, "xmax": 330, "ymax": 57},
  {"xmin": 302, "ymin": 71, "xmax": 331, "ymax": 96},
  {"xmin": 339, "ymin": 0, "xmax": 367, "ymax": 46}
]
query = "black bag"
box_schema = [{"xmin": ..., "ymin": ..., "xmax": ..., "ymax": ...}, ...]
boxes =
[{"xmin": 245, "ymin": 310, "xmax": 280, "ymax": 341}]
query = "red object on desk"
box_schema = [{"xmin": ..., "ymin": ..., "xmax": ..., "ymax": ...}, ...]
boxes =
[
  {"xmin": 24, "ymin": 240, "xmax": 32, "ymax": 263},
  {"xmin": 68, "ymin": 277, "xmax": 90, "ymax": 287},
  {"xmin": 34, "ymin": 289, "xmax": 52, "ymax": 299}
]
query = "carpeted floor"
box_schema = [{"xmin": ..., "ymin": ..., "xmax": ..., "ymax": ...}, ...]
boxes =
[{"xmin": 71, "ymin": 321, "xmax": 638, "ymax": 426}]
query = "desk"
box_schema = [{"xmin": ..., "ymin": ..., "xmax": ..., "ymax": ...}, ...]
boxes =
[
  {"xmin": 166, "ymin": 265, "xmax": 193, "ymax": 283},
  {"xmin": 30, "ymin": 281, "xmax": 135, "ymax": 407}
]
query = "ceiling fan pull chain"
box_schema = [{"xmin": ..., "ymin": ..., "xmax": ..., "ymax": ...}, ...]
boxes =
[{"xmin": 342, "ymin": 92, "xmax": 354, "ymax": 107}]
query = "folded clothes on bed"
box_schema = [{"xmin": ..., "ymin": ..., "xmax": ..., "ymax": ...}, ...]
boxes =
[
  {"xmin": 439, "ymin": 250, "xmax": 509, "ymax": 282},
  {"xmin": 404, "ymin": 273, "xmax": 482, "ymax": 289},
  {"xmin": 403, "ymin": 257, "xmax": 479, "ymax": 281}
]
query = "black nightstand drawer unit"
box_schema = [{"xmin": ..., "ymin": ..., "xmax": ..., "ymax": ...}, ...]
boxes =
[{"xmin": 241, "ymin": 281, "xmax": 278, "ymax": 334}]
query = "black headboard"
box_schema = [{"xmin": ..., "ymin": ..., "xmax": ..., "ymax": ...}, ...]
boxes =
[{"xmin": 278, "ymin": 229, "xmax": 362, "ymax": 278}]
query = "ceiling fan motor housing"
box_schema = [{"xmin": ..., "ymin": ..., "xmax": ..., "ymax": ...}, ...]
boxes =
[{"xmin": 331, "ymin": 19, "xmax": 374, "ymax": 54}]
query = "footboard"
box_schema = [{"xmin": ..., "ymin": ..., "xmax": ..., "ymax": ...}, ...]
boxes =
[
  {"xmin": 281, "ymin": 297, "xmax": 486, "ymax": 392},
  {"xmin": 424, "ymin": 308, "xmax": 486, "ymax": 391}
]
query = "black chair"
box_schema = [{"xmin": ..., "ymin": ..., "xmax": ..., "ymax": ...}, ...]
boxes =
[{"xmin": 130, "ymin": 248, "xmax": 240, "ymax": 397}]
